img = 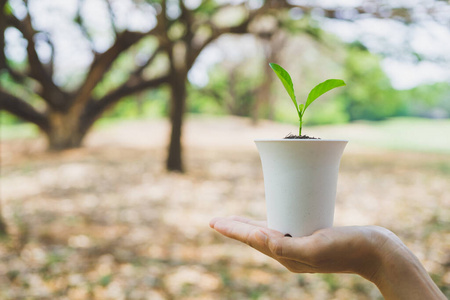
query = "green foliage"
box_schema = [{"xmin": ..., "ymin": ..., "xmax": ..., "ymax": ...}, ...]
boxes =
[
  {"xmin": 92, "ymin": 37, "xmax": 161, "ymax": 100},
  {"xmin": 0, "ymin": 112, "xmax": 40, "ymax": 140},
  {"xmin": 268, "ymin": 63, "xmax": 298, "ymax": 112},
  {"xmin": 193, "ymin": 0, "xmax": 217, "ymax": 15},
  {"xmin": 399, "ymin": 82, "xmax": 450, "ymax": 118},
  {"xmin": 305, "ymin": 100, "xmax": 349, "ymax": 126},
  {"xmin": 269, "ymin": 63, "xmax": 345, "ymax": 135},
  {"xmin": 1, "ymin": 110, "xmax": 22, "ymax": 125},
  {"xmin": 339, "ymin": 46, "xmax": 403, "ymax": 121},
  {"xmin": 188, "ymin": 61, "xmax": 264, "ymax": 117},
  {"xmin": 305, "ymin": 79, "xmax": 346, "ymax": 110},
  {"xmin": 0, "ymin": 71, "xmax": 29, "ymax": 99},
  {"xmin": 279, "ymin": 11, "xmax": 320, "ymax": 36},
  {"xmin": 101, "ymin": 88, "xmax": 169, "ymax": 121},
  {"xmin": 3, "ymin": 2, "xmax": 13, "ymax": 15},
  {"xmin": 187, "ymin": 89, "xmax": 226, "ymax": 115}
]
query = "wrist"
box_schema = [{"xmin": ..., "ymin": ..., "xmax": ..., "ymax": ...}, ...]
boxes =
[
  {"xmin": 351, "ymin": 226, "xmax": 396, "ymax": 282},
  {"xmin": 364, "ymin": 227, "xmax": 446, "ymax": 300},
  {"xmin": 367, "ymin": 227, "xmax": 411, "ymax": 284}
]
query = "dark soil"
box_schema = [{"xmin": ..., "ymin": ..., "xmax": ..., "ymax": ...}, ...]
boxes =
[{"xmin": 284, "ymin": 133, "xmax": 321, "ymax": 140}]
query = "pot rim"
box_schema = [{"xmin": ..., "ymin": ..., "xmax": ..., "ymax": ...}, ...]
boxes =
[{"xmin": 254, "ymin": 139, "xmax": 348, "ymax": 142}]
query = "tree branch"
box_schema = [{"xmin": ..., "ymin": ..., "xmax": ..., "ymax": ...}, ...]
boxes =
[
  {"xmin": 0, "ymin": 2, "xmax": 9, "ymax": 71},
  {"xmin": 179, "ymin": 0, "xmax": 194, "ymax": 41},
  {"xmin": 0, "ymin": 90, "xmax": 49, "ymax": 132},
  {"xmin": 94, "ymin": 75, "xmax": 170, "ymax": 112},
  {"xmin": 104, "ymin": 0, "xmax": 118, "ymax": 38},
  {"xmin": 71, "ymin": 30, "xmax": 147, "ymax": 115},
  {"xmin": 7, "ymin": 14, "xmax": 67, "ymax": 109},
  {"xmin": 0, "ymin": 0, "xmax": 6, "ymax": 10},
  {"xmin": 131, "ymin": 46, "xmax": 163, "ymax": 79},
  {"xmin": 79, "ymin": 75, "xmax": 170, "ymax": 133},
  {"xmin": 1, "ymin": 5, "xmax": 32, "ymax": 84},
  {"xmin": 75, "ymin": 0, "xmax": 97, "ymax": 54},
  {"xmin": 43, "ymin": 31, "xmax": 55, "ymax": 77},
  {"xmin": 186, "ymin": 5, "xmax": 261, "ymax": 69}
]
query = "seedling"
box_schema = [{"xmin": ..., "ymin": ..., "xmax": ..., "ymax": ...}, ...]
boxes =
[{"xmin": 269, "ymin": 63, "xmax": 346, "ymax": 136}]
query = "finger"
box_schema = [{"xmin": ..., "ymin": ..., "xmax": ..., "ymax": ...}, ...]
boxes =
[
  {"xmin": 210, "ymin": 216, "xmax": 266, "ymax": 229},
  {"xmin": 209, "ymin": 217, "xmax": 224, "ymax": 228},
  {"xmin": 211, "ymin": 217, "xmax": 264, "ymax": 244},
  {"xmin": 211, "ymin": 219, "xmax": 323, "ymax": 272},
  {"xmin": 210, "ymin": 217, "xmax": 274, "ymax": 257},
  {"xmin": 212, "ymin": 218, "xmax": 323, "ymax": 264},
  {"xmin": 228, "ymin": 216, "xmax": 267, "ymax": 228},
  {"xmin": 210, "ymin": 218, "xmax": 323, "ymax": 272}
]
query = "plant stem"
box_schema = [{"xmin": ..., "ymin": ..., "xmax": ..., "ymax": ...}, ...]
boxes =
[{"xmin": 298, "ymin": 110, "xmax": 303, "ymax": 136}]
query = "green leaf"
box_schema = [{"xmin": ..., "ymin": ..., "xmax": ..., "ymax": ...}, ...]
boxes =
[
  {"xmin": 304, "ymin": 79, "xmax": 346, "ymax": 111},
  {"xmin": 269, "ymin": 63, "xmax": 298, "ymax": 112}
]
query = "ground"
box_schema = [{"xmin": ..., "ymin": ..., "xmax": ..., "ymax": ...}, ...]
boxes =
[{"xmin": 1, "ymin": 116, "xmax": 449, "ymax": 299}]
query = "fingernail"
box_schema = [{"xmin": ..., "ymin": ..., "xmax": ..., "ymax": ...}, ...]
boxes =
[{"xmin": 255, "ymin": 230, "xmax": 267, "ymax": 243}]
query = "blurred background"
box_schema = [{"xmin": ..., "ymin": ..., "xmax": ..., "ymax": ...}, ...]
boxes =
[{"xmin": 0, "ymin": 0, "xmax": 449, "ymax": 299}]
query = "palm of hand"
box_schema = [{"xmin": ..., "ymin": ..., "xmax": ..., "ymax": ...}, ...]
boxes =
[{"xmin": 209, "ymin": 216, "xmax": 386, "ymax": 279}]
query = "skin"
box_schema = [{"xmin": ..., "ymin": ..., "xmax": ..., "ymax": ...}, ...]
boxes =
[{"xmin": 209, "ymin": 216, "xmax": 446, "ymax": 300}]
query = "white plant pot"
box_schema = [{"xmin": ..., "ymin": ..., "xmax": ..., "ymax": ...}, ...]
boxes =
[{"xmin": 255, "ymin": 139, "xmax": 348, "ymax": 237}]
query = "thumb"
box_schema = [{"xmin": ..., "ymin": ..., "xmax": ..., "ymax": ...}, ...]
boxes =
[
  {"xmin": 260, "ymin": 227, "xmax": 316, "ymax": 260},
  {"xmin": 259, "ymin": 227, "xmax": 294, "ymax": 258}
]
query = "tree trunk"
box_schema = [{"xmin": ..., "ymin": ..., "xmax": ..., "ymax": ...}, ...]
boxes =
[
  {"xmin": 0, "ymin": 218, "xmax": 6, "ymax": 236},
  {"xmin": 0, "ymin": 207, "xmax": 6, "ymax": 236},
  {"xmin": 45, "ymin": 111, "xmax": 86, "ymax": 150},
  {"xmin": 166, "ymin": 73, "xmax": 187, "ymax": 172},
  {"xmin": 252, "ymin": 31, "xmax": 287, "ymax": 124}
]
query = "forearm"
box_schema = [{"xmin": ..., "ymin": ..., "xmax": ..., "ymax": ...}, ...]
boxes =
[
  {"xmin": 210, "ymin": 218, "xmax": 446, "ymax": 299},
  {"xmin": 368, "ymin": 230, "xmax": 445, "ymax": 300}
]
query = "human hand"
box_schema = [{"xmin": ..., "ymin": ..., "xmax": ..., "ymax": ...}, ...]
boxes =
[
  {"xmin": 209, "ymin": 216, "xmax": 446, "ymax": 300},
  {"xmin": 209, "ymin": 216, "xmax": 385, "ymax": 280}
]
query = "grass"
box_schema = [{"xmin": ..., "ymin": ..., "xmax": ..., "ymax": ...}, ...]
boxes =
[
  {"xmin": 358, "ymin": 117, "xmax": 450, "ymax": 153},
  {"xmin": 307, "ymin": 117, "xmax": 450, "ymax": 154},
  {"xmin": 1, "ymin": 116, "xmax": 449, "ymax": 153},
  {"xmin": 94, "ymin": 116, "xmax": 450, "ymax": 154}
]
